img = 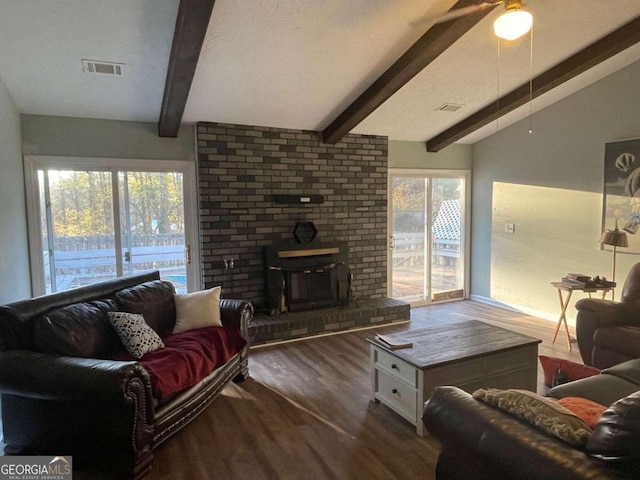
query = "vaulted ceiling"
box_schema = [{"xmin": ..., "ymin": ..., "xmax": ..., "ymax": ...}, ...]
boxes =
[{"xmin": 1, "ymin": 0, "xmax": 640, "ymax": 151}]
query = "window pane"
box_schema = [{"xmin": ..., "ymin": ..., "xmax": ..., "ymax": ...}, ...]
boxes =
[
  {"xmin": 44, "ymin": 169, "xmax": 117, "ymax": 292},
  {"xmin": 391, "ymin": 176, "xmax": 427, "ymax": 301},
  {"xmin": 431, "ymin": 178, "xmax": 463, "ymax": 300},
  {"xmin": 120, "ymin": 171, "xmax": 187, "ymax": 293}
]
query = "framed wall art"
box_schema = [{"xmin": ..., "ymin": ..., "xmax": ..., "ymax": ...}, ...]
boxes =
[{"xmin": 603, "ymin": 138, "xmax": 640, "ymax": 254}]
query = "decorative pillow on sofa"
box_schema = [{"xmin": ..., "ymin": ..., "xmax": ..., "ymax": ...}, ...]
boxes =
[
  {"xmin": 557, "ymin": 397, "xmax": 607, "ymax": 428},
  {"xmin": 172, "ymin": 286, "xmax": 222, "ymax": 334},
  {"xmin": 539, "ymin": 355, "xmax": 601, "ymax": 387},
  {"xmin": 33, "ymin": 299, "xmax": 122, "ymax": 358},
  {"xmin": 108, "ymin": 311, "xmax": 165, "ymax": 359},
  {"xmin": 473, "ymin": 388, "xmax": 593, "ymax": 448},
  {"xmin": 115, "ymin": 280, "xmax": 176, "ymax": 337}
]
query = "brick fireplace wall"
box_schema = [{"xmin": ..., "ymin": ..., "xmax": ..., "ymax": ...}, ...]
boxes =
[{"xmin": 196, "ymin": 121, "xmax": 388, "ymax": 312}]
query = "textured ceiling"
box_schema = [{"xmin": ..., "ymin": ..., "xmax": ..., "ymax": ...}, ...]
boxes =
[
  {"xmin": 1, "ymin": 0, "xmax": 640, "ymax": 144},
  {"xmin": 0, "ymin": 0, "xmax": 177, "ymax": 122}
]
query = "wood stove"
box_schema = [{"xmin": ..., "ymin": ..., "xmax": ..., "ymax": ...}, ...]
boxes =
[{"xmin": 264, "ymin": 241, "xmax": 350, "ymax": 314}]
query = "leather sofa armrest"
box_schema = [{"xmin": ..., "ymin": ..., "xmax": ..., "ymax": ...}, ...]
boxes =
[
  {"xmin": 575, "ymin": 299, "xmax": 640, "ymax": 326},
  {"xmin": 220, "ymin": 299, "xmax": 253, "ymax": 339},
  {"xmin": 0, "ymin": 350, "xmax": 155, "ymax": 474},
  {"xmin": 0, "ymin": 350, "xmax": 152, "ymax": 405},
  {"xmin": 575, "ymin": 300, "xmax": 640, "ymax": 366},
  {"xmin": 423, "ymin": 386, "xmax": 627, "ymax": 480}
]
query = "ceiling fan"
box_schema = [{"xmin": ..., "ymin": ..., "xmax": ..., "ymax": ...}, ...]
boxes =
[{"xmin": 436, "ymin": 0, "xmax": 533, "ymax": 40}]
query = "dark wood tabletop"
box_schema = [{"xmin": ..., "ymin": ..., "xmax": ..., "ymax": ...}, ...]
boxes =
[{"xmin": 368, "ymin": 320, "xmax": 541, "ymax": 370}]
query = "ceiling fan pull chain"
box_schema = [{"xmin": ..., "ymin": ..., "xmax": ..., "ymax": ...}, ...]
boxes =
[{"xmin": 528, "ymin": 24, "xmax": 534, "ymax": 134}]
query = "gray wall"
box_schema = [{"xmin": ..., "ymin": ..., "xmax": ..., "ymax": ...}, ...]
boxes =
[
  {"xmin": 471, "ymin": 58, "xmax": 640, "ymax": 323},
  {"xmin": 22, "ymin": 115, "xmax": 195, "ymax": 160},
  {"xmin": 389, "ymin": 140, "xmax": 471, "ymax": 169},
  {"xmin": 0, "ymin": 75, "xmax": 30, "ymax": 303}
]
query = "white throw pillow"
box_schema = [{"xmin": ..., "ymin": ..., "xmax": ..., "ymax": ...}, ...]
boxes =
[
  {"xmin": 108, "ymin": 311, "xmax": 165, "ymax": 359},
  {"xmin": 173, "ymin": 286, "xmax": 222, "ymax": 334}
]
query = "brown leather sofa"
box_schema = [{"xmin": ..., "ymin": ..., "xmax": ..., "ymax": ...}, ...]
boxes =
[
  {"xmin": 0, "ymin": 271, "xmax": 253, "ymax": 479},
  {"xmin": 423, "ymin": 359, "xmax": 640, "ymax": 479},
  {"xmin": 576, "ymin": 262, "xmax": 640, "ymax": 368}
]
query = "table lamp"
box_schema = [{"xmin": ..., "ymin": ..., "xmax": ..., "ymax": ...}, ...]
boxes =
[{"xmin": 599, "ymin": 223, "xmax": 628, "ymax": 300}]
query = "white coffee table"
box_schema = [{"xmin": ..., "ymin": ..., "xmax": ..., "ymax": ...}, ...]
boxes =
[{"xmin": 368, "ymin": 320, "xmax": 541, "ymax": 436}]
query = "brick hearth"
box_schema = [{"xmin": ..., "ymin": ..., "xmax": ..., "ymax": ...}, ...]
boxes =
[{"xmin": 249, "ymin": 298, "xmax": 410, "ymax": 345}]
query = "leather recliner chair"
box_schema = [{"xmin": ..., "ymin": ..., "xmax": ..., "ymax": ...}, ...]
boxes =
[{"xmin": 576, "ymin": 262, "xmax": 640, "ymax": 368}]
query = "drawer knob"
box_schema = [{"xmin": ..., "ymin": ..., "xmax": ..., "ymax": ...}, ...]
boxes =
[
  {"xmin": 391, "ymin": 364, "xmax": 398, "ymax": 369},
  {"xmin": 392, "ymin": 388, "xmax": 398, "ymax": 395}
]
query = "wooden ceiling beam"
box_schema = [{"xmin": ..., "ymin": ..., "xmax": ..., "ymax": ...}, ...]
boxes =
[
  {"xmin": 426, "ymin": 15, "xmax": 640, "ymax": 152},
  {"xmin": 158, "ymin": 0, "xmax": 216, "ymax": 138},
  {"xmin": 321, "ymin": 0, "xmax": 499, "ymax": 144}
]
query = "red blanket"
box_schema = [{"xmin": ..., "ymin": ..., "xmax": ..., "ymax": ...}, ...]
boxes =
[{"xmin": 113, "ymin": 326, "xmax": 246, "ymax": 398}]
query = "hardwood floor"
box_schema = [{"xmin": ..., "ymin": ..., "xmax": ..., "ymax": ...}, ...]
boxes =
[{"xmin": 146, "ymin": 300, "xmax": 580, "ymax": 480}]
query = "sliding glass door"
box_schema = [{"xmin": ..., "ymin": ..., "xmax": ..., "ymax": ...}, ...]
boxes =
[
  {"xmin": 388, "ymin": 170, "xmax": 469, "ymax": 306},
  {"xmin": 25, "ymin": 157, "xmax": 199, "ymax": 296}
]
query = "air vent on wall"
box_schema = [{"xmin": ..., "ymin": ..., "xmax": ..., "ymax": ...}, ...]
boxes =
[
  {"xmin": 82, "ymin": 59, "xmax": 123, "ymax": 76},
  {"xmin": 436, "ymin": 103, "xmax": 464, "ymax": 113}
]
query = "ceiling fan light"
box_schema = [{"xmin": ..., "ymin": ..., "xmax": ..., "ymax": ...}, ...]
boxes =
[{"xmin": 493, "ymin": 9, "xmax": 533, "ymax": 41}]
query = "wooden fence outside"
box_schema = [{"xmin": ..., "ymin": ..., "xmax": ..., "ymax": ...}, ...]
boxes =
[
  {"xmin": 45, "ymin": 234, "xmax": 186, "ymax": 291},
  {"xmin": 392, "ymin": 233, "xmax": 460, "ymax": 267}
]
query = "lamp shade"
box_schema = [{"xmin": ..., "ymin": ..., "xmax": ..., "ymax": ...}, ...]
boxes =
[
  {"xmin": 599, "ymin": 228, "xmax": 628, "ymax": 247},
  {"xmin": 493, "ymin": 9, "xmax": 533, "ymax": 40}
]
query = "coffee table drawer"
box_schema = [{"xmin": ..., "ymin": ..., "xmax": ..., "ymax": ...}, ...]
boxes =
[
  {"xmin": 374, "ymin": 348, "xmax": 417, "ymax": 387},
  {"xmin": 375, "ymin": 369, "xmax": 417, "ymax": 423}
]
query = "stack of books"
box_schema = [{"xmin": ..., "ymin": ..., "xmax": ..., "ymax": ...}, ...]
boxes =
[
  {"xmin": 561, "ymin": 273, "xmax": 591, "ymax": 287},
  {"xmin": 560, "ymin": 274, "xmax": 615, "ymax": 288}
]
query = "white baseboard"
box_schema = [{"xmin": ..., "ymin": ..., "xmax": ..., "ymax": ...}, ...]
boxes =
[{"xmin": 470, "ymin": 294, "xmax": 558, "ymax": 324}]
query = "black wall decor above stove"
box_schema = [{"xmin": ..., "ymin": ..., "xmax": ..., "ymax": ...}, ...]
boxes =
[{"xmin": 293, "ymin": 221, "xmax": 317, "ymax": 243}]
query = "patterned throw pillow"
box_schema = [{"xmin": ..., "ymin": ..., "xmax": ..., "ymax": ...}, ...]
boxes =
[
  {"xmin": 108, "ymin": 311, "xmax": 165, "ymax": 359},
  {"xmin": 473, "ymin": 388, "xmax": 593, "ymax": 448}
]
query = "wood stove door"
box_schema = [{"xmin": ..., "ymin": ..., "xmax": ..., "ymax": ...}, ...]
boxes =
[{"xmin": 287, "ymin": 269, "xmax": 337, "ymax": 312}]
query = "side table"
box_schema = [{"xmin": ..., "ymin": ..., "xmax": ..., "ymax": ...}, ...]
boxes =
[{"xmin": 550, "ymin": 282, "xmax": 612, "ymax": 350}]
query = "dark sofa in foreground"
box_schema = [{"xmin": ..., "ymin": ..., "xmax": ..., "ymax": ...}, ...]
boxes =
[
  {"xmin": 0, "ymin": 271, "xmax": 253, "ymax": 478},
  {"xmin": 423, "ymin": 358, "xmax": 640, "ymax": 479}
]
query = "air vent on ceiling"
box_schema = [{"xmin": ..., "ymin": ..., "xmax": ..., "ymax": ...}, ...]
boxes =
[
  {"xmin": 436, "ymin": 103, "xmax": 464, "ymax": 113},
  {"xmin": 82, "ymin": 59, "xmax": 123, "ymax": 76}
]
